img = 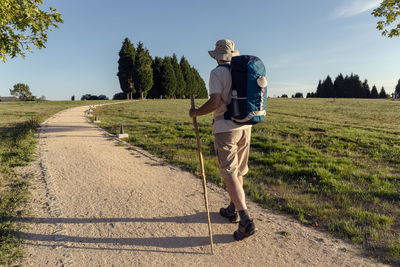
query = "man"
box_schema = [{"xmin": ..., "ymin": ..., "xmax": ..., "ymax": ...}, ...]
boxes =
[{"xmin": 189, "ymin": 39, "xmax": 257, "ymax": 241}]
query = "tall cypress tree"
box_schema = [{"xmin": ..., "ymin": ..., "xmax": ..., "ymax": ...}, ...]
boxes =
[
  {"xmin": 317, "ymin": 76, "xmax": 333, "ymax": 98},
  {"xmin": 343, "ymin": 75, "xmax": 351, "ymax": 97},
  {"xmin": 362, "ymin": 80, "xmax": 370, "ymax": 98},
  {"xmin": 316, "ymin": 80, "xmax": 323, "ymax": 97},
  {"xmin": 148, "ymin": 56, "xmax": 164, "ymax": 98},
  {"xmin": 371, "ymin": 85, "xmax": 379, "ymax": 98},
  {"xmin": 117, "ymin": 38, "xmax": 136, "ymax": 99},
  {"xmin": 180, "ymin": 56, "xmax": 195, "ymax": 98},
  {"xmin": 161, "ymin": 57, "xmax": 177, "ymax": 98},
  {"xmin": 324, "ymin": 76, "xmax": 334, "ymax": 97},
  {"xmin": 346, "ymin": 74, "xmax": 354, "ymax": 98},
  {"xmin": 191, "ymin": 67, "xmax": 208, "ymax": 98},
  {"xmin": 352, "ymin": 74, "xmax": 364, "ymax": 98},
  {"xmin": 171, "ymin": 54, "xmax": 186, "ymax": 98},
  {"xmin": 334, "ymin": 74, "xmax": 345, "ymax": 98},
  {"xmin": 395, "ymin": 79, "xmax": 400, "ymax": 97},
  {"xmin": 191, "ymin": 66, "xmax": 199, "ymax": 97},
  {"xmin": 379, "ymin": 87, "xmax": 387, "ymax": 98},
  {"xmin": 133, "ymin": 42, "xmax": 153, "ymax": 99}
]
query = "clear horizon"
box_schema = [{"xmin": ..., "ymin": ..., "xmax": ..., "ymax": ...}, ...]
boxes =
[{"xmin": 1, "ymin": 0, "xmax": 399, "ymax": 100}]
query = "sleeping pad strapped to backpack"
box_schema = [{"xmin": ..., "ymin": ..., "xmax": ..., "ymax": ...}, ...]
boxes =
[{"xmin": 220, "ymin": 55, "xmax": 267, "ymax": 125}]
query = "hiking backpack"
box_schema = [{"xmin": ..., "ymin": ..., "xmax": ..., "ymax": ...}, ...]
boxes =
[{"xmin": 220, "ymin": 55, "xmax": 267, "ymax": 125}]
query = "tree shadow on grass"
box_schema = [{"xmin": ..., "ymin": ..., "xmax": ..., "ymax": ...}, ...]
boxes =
[
  {"xmin": 40, "ymin": 125, "xmax": 97, "ymax": 134},
  {"xmin": 0, "ymin": 119, "xmax": 39, "ymax": 141}
]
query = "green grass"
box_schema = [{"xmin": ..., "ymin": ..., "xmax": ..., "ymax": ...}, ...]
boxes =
[
  {"xmin": 0, "ymin": 100, "xmax": 111, "ymax": 265},
  {"xmin": 93, "ymin": 98, "xmax": 400, "ymax": 265}
]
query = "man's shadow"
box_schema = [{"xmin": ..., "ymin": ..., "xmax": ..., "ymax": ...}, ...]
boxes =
[
  {"xmin": 17, "ymin": 212, "xmax": 235, "ymax": 254},
  {"xmin": 17, "ymin": 212, "xmax": 226, "ymax": 224}
]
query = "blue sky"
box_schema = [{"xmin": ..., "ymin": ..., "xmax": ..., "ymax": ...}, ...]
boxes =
[{"xmin": 1, "ymin": 0, "xmax": 399, "ymax": 100}]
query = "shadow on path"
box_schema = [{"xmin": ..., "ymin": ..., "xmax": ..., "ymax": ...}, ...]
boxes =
[
  {"xmin": 40, "ymin": 125, "xmax": 97, "ymax": 134},
  {"xmin": 20, "ymin": 232, "xmax": 233, "ymax": 249},
  {"xmin": 24, "ymin": 242, "xmax": 209, "ymax": 255},
  {"xmin": 16, "ymin": 212, "xmax": 228, "ymax": 225},
  {"xmin": 18, "ymin": 213, "xmax": 235, "ymax": 253}
]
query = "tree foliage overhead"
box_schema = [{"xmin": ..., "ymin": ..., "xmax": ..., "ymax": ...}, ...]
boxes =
[
  {"xmin": 372, "ymin": 0, "xmax": 400, "ymax": 38},
  {"xmin": 0, "ymin": 0, "xmax": 63, "ymax": 62},
  {"xmin": 117, "ymin": 38, "xmax": 136, "ymax": 99}
]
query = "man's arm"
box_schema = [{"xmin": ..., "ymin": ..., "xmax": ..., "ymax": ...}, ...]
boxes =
[{"xmin": 189, "ymin": 93, "xmax": 222, "ymax": 118}]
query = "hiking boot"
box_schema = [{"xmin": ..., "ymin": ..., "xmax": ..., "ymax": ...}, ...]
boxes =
[
  {"xmin": 234, "ymin": 219, "xmax": 258, "ymax": 241},
  {"xmin": 219, "ymin": 207, "xmax": 239, "ymax": 223}
]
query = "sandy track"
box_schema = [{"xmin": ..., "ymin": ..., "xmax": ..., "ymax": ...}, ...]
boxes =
[{"xmin": 19, "ymin": 105, "xmax": 385, "ymax": 266}]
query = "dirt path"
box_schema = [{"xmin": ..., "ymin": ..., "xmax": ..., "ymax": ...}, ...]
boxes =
[{"xmin": 20, "ymin": 105, "xmax": 385, "ymax": 266}]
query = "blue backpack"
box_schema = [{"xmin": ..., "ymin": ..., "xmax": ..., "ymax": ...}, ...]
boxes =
[{"xmin": 220, "ymin": 55, "xmax": 267, "ymax": 125}]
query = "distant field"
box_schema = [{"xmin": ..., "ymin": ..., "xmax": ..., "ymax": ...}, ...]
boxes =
[
  {"xmin": 93, "ymin": 98, "xmax": 400, "ymax": 264},
  {"xmin": 0, "ymin": 100, "xmax": 111, "ymax": 265}
]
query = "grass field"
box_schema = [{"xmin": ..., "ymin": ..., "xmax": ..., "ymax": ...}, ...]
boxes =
[
  {"xmin": 0, "ymin": 100, "xmax": 110, "ymax": 265},
  {"xmin": 92, "ymin": 98, "xmax": 400, "ymax": 265}
]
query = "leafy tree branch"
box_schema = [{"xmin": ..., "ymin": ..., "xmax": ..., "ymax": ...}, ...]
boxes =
[
  {"xmin": 372, "ymin": 0, "xmax": 400, "ymax": 38},
  {"xmin": 0, "ymin": 0, "xmax": 63, "ymax": 62}
]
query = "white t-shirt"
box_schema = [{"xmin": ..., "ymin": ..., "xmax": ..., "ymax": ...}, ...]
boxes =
[{"xmin": 208, "ymin": 64, "xmax": 252, "ymax": 134}]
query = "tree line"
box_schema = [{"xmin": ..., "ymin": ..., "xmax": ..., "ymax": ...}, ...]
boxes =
[
  {"xmin": 116, "ymin": 38, "xmax": 207, "ymax": 100},
  {"xmin": 306, "ymin": 74, "xmax": 397, "ymax": 99},
  {"xmin": 80, "ymin": 94, "xmax": 109, "ymax": 100}
]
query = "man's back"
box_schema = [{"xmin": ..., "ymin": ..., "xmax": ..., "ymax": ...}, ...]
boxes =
[{"xmin": 209, "ymin": 64, "xmax": 252, "ymax": 134}]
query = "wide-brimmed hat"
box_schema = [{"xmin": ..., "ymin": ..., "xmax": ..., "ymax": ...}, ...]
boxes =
[{"xmin": 208, "ymin": 39, "xmax": 240, "ymax": 61}]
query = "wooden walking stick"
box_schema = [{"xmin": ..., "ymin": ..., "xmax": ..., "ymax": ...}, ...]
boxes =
[{"xmin": 191, "ymin": 95, "xmax": 215, "ymax": 255}]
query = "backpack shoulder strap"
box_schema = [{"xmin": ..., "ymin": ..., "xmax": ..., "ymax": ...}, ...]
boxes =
[
  {"xmin": 217, "ymin": 63, "xmax": 231, "ymax": 70},
  {"xmin": 215, "ymin": 63, "xmax": 234, "ymax": 122}
]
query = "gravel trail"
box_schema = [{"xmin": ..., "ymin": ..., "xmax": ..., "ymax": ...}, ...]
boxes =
[{"xmin": 20, "ymin": 105, "xmax": 385, "ymax": 266}]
